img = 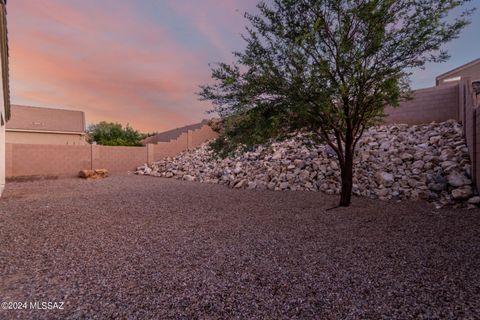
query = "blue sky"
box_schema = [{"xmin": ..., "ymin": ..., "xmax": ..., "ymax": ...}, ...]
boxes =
[
  {"xmin": 7, "ymin": 0, "xmax": 480, "ymax": 131},
  {"xmin": 410, "ymin": 0, "xmax": 480, "ymax": 88}
]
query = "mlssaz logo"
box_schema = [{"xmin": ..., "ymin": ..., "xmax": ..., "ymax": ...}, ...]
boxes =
[{"xmin": 30, "ymin": 301, "xmax": 65, "ymax": 310}]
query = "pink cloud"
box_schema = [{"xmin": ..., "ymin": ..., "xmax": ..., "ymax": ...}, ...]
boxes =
[
  {"xmin": 7, "ymin": 0, "xmax": 257, "ymax": 131},
  {"xmin": 170, "ymin": 0, "xmax": 258, "ymax": 60}
]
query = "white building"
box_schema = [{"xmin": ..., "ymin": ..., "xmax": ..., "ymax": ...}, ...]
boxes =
[{"xmin": 0, "ymin": 0, "xmax": 10, "ymax": 197}]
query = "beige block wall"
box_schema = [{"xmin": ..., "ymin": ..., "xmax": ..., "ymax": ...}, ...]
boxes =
[
  {"xmin": 153, "ymin": 131, "xmax": 189, "ymax": 160},
  {"xmin": 5, "ymin": 124, "xmax": 219, "ymax": 178},
  {"xmin": 385, "ymin": 85, "xmax": 459, "ymax": 124},
  {"xmin": 7, "ymin": 144, "xmax": 91, "ymax": 177},
  {"xmin": 6, "ymin": 130, "xmax": 87, "ymax": 145},
  {"xmin": 92, "ymin": 145, "xmax": 148, "ymax": 173},
  {"xmin": 189, "ymin": 125, "xmax": 218, "ymax": 148},
  {"xmin": 151, "ymin": 124, "xmax": 218, "ymax": 162}
]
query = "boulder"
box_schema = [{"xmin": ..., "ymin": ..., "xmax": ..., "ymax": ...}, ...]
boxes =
[
  {"xmin": 447, "ymin": 172, "xmax": 468, "ymax": 187},
  {"xmin": 451, "ymin": 186, "xmax": 473, "ymax": 200},
  {"xmin": 79, "ymin": 169, "xmax": 95, "ymax": 179},
  {"xmin": 183, "ymin": 175, "xmax": 196, "ymax": 182},
  {"xmin": 467, "ymin": 196, "xmax": 480, "ymax": 205},
  {"xmin": 79, "ymin": 169, "xmax": 109, "ymax": 179},
  {"xmin": 375, "ymin": 172, "xmax": 394, "ymax": 187}
]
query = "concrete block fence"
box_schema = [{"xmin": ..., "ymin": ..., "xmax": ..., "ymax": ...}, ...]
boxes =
[
  {"xmin": 6, "ymin": 124, "xmax": 218, "ymax": 179},
  {"xmin": 384, "ymin": 84, "xmax": 459, "ymax": 124}
]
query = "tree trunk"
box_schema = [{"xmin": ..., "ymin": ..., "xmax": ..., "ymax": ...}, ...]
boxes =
[{"xmin": 339, "ymin": 145, "xmax": 354, "ymax": 207}]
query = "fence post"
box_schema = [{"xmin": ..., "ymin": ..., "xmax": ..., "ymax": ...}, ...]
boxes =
[
  {"xmin": 458, "ymin": 81, "xmax": 465, "ymax": 129},
  {"xmin": 187, "ymin": 130, "xmax": 193, "ymax": 150},
  {"xmin": 473, "ymin": 108, "xmax": 477, "ymax": 191},
  {"xmin": 91, "ymin": 144, "xmax": 100, "ymax": 170},
  {"xmin": 147, "ymin": 144, "xmax": 154, "ymax": 164}
]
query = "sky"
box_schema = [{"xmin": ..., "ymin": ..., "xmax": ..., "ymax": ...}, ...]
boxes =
[{"xmin": 7, "ymin": 0, "xmax": 480, "ymax": 132}]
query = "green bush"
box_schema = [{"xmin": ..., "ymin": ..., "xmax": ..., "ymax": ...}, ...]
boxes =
[{"xmin": 87, "ymin": 122, "xmax": 145, "ymax": 146}]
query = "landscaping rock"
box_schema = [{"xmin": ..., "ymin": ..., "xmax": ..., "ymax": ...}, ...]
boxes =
[
  {"xmin": 79, "ymin": 169, "xmax": 109, "ymax": 179},
  {"xmin": 452, "ymin": 186, "xmax": 473, "ymax": 200},
  {"xmin": 375, "ymin": 172, "xmax": 394, "ymax": 187},
  {"xmin": 468, "ymin": 196, "xmax": 480, "ymax": 204},
  {"xmin": 447, "ymin": 172, "xmax": 469, "ymax": 187},
  {"xmin": 136, "ymin": 121, "xmax": 477, "ymax": 208},
  {"xmin": 79, "ymin": 169, "xmax": 95, "ymax": 179}
]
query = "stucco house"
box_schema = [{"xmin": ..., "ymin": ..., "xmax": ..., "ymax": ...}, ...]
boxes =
[
  {"xmin": 436, "ymin": 57, "xmax": 480, "ymax": 86},
  {"xmin": 0, "ymin": 0, "xmax": 10, "ymax": 197},
  {"xmin": 6, "ymin": 105, "xmax": 87, "ymax": 145}
]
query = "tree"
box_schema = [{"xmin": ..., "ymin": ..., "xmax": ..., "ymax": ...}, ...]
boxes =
[
  {"xmin": 199, "ymin": 0, "xmax": 473, "ymax": 207},
  {"xmin": 87, "ymin": 122, "xmax": 144, "ymax": 146}
]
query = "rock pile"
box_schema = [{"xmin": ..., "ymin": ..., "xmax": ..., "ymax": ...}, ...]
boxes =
[
  {"xmin": 79, "ymin": 169, "xmax": 109, "ymax": 180},
  {"xmin": 136, "ymin": 120, "xmax": 478, "ymax": 208}
]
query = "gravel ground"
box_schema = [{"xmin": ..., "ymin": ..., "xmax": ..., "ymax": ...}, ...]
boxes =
[{"xmin": 0, "ymin": 175, "xmax": 479, "ymax": 319}]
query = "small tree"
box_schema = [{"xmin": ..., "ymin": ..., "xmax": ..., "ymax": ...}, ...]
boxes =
[
  {"xmin": 199, "ymin": 0, "xmax": 473, "ymax": 207},
  {"xmin": 87, "ymin": 122, "xmax": 144, "ymax": 146}
]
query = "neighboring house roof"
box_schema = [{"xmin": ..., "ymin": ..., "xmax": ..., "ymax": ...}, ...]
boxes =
[
  {"xmin": 436, "ymin": 58, "xmax": 480, "ymax": 82},
  {"xmin": 0, "ymin": 0, "xmax": 10, "ymax": 123},
  {"xmin": 6, "ymin": 105, "xmax": 86, "ymax": 133}
]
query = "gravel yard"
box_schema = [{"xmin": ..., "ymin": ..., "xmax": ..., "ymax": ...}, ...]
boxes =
[{"xmin": 0, "ymin": 175, "xmax": 479, "ymax": 319}]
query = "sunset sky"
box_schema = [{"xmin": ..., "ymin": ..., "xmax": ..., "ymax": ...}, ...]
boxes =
[{"xmin": 8, "ymin": 0, "xmax": 480, "ymax": 132}]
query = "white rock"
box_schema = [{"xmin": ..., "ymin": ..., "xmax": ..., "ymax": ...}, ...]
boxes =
[
  {"xmin": 375, "ymin": 172, "xmax": 394, "ymax": 187},
  {"xmin": 400, "ymin": 153, "xmax": 414, "ymax": 161},
  {"xmin": 271, "ymin": 152, "xmax": 282, "ymax": 160},
  {"xmin": 451, "ymin": 186, "xmax": 473, "ymax": 200},
  {"xmin": 467, "ymin": 196, "xmax": 480, "ymax": 204},
  {"xmin": 412, "ymin": 160, "xmax": 425, "ymax": 169},
  {"xmin": 183, "ymin": 175, "xmax": 195, "ymax": 182},
  {"xmin": 447, "ymin": 172, "xmax": 468, "ymax": 187},
  {"xmin": 235, "ymin": 179, "xmax": 247, "ymax": 189},
  {"xmin": 136, "ymin": 120, "xmax": 473, "ymax": 208}
]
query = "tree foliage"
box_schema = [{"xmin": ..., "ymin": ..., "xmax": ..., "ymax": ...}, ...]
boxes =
[
  {"xmin": 199, "ymin": 0, "xmax": 473, "ymax": 206},
  {"xmin": 87, "ymin": 122, "xmax": 145, "ymax": 146}
]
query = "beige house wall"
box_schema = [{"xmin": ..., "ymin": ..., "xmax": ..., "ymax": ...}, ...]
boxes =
[
  {"xmin": 6, "ymin": 130, "xmax": 87, "ymax": 145},
  {"xmin": 0, "ymin": 120, "xmax": 4, "ymax": 195},
  {"xmin": 0, "ymin": 52, "xmax": 4, "ymax": 196}
]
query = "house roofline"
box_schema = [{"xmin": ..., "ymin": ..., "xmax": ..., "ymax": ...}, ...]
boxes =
[
  {"xmin": 11, "ymin": 104, "xmax": 85, "ymax": 114},
  {"xmin": 435, "ymin": 58, "xmax": 480, "ymax": 83},
  {"xmin": 6, "ymin": 128, "xmax": 86, "ymax": 135}
]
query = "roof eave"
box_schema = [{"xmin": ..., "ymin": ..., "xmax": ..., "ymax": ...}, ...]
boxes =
[{"xmin": 436, "ymin": 58, "xmax": 480, "ymax": 82}]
